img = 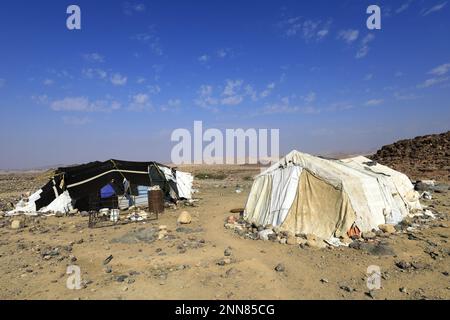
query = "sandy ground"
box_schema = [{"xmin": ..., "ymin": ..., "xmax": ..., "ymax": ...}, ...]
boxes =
[{"xmin": 0, "ymin": 165, "xmax": 449, "ymax": 300}]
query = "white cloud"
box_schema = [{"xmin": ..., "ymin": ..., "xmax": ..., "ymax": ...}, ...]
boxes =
[
  {"xmin": 136, "ymin": 77, "xmax": 146, "ymax": 84},
  {"xmin": 303, "ymin": 91, "xmax": 316, "ymax": 103},
  {"xmin": 82, "ymin": 53, "xmax": 104, "ymax": 63},
  {"xmin": 260, "ymin": 96, "xmax": 319, "ymax": 115},
  {"xmin": 429, "ymin": 62, "xmax": 450, "ymax": 76},
  {"xmin": 128, "ymin": 93, "xmax": 152, "ymax": 111},
  {"xmin": 198, "ymin": 54, "xmax": 210, "ymax": 63},
  {"xmin": 337, "ymin": 29, "xmax": 359, "ymax": 44},
  {"xmin": 281, "ymin": 17, "xmax": 332, "ymax": 41},
  {"xmin": 417, "ymin": 76, "xmax": 449, "ymax": 88},
  {"xmin": 195, "ymin": 85, "xmax": 219, "ymax": 110},
  {"xmin": 221, "ymin": 79, "xmax": 244, "ymax": 105},
  {"xmin": 82, "ymin": 68, "xmax": 108, "ymax": 80},
  {"xmin": 260, "ymin": 82, "xmax": 276, "ymax": 98},
  {"xmin": 110, "ymin": 73, "xmax": 127, "ymax": 86},
  {"xmin": 356, "ymin": 34, "xmax": 375, "ymax": 59},
  {"xmin": 364, "ymin": 99, "xmax": 384, "ymax": 106},
  {"xmin": 50, "ymin": 97, "xmax": 121, "ymax": 112},
  {"xmin": 217, "ymin": 48, "xmax": 234, "ymax": 58},
  {"xmin": 396, "ymin": 2, "xmax": 411, "ymax": 14},
  {"xmin": 422, "ymin": 2, "xmax": 447, "ymax": 16},
  {"xmin": 364, "ymin": 73, "xmax": 373, "ymax": 81},
  {"xmin": 43, "ymin": 79, "xmax": 54, "ymax": 86},
  {"xmin": 123, "ymin": 2, "xmax": 146, "ymax": 15},
  {"xmin": 132, "ymin": 28, "xmax": 164, "ymax": 56},
  {"xmin": 161, "ymin": 99, "xmax": 181, "ymax": 112},
  {"xmin": 147, "ymin": 85, "xmax": 161, "ymax": 94}
]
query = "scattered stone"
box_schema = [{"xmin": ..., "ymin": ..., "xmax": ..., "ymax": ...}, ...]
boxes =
[
  {"xmin": 116, "ymin": 275, "xmax": 128, "ymax": 283},
  {"xmin": 274, "ymin": 263, "xmax": 285, "ymax": 272},
  {"xmin": 279, "ymin": 238, "xmax": 287, "ymax": 245},
  {"xmin": 378, "ymin": 224, "xmax": 396, "ymax": 234},
  {"xmin": 340, "ymin": 285, "xmax": 355, "ymax": 293},
  {"xmin": 217, "ymin": 258, "xmax": 232, "ymax": 266},
  {"xmin": 400, "ymin": 287, "xmax": 408, "ymax": 293},
  {"xmin": 320, "ymin": 278, "xmax": 329, "ymax": 283},
  {"xmin": 396, "ymin": 260, "xmax": 411, "ymax": 270},
  {"xmin": 177, "ymin": 211, "xmax": 192, "ymax": 224},
  {"xmin": 225, "ymin": 268, "xmax": 238, "ymax": 278},
  {"xmin": 258, "ymin": 229, "xmax": 274, "ymax": 241},
  {"xmin": 362, "ymin": 231, "xmax": 376, "ymax": 240},
  {"xmin": 11, "ymin": 220, "xmax": 24, "ymax": 229},
  {"xmin": 224, "ymin": 247, "xmax": 232, "ymax": 257}
]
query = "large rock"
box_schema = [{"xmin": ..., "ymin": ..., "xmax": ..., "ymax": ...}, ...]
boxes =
[
  {"xmin": 362, "ymin": 231, "xmax": 376, "ymax": 240},
  {"xmin": 286, "ymin": 234, "xmax": 297, "ymax": 245},
  {"xmin": 378, "ymin": 224, "xmax": 396, "ymax": 234},
  {"xmin": 258, "ymin": 229, "xmax": 274, "ymax": 241},
  {"xmin": 11, "ymin": 220, "xmax": 24, "ymax": 229},
  {"xmin": 177, "ymin": 211, "xmax": 192, "ymax": 224}
]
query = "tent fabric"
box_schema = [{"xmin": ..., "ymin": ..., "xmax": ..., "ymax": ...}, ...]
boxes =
[
  {"xmin": 244, "ymin": 150, "xmax": 421, "ymax": 236},
  {"xmin": 280, "ymin": 170, "xmax": 356, "ymax": 239},
  {"xmin": 9, "ymin": 159, "xmax": 193, "ymax": 214}
]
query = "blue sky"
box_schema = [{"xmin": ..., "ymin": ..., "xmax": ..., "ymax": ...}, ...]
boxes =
[{"xmin": 0, "ymin": 0, "xmax": 449, "ymax": 169}]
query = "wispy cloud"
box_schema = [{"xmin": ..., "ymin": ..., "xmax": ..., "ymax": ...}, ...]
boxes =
[
  {"xmin": 428, "ymin": 62, "xmax": 450, "ymax": 76},
  {"xmin": 110, "ymin": 73, "xmax": 127, "ymax": 86},
  {"xmin": 417, "ymin": 76, "xmax": 449, "ymax": 88},
  {"xmin": 280, "ymin": 17, "xmax": 332, "ymax": 41},
  {"xmin": 195, "ymin": 85, "xmax": 219, "ymax": 111},
  {"xmin": 128, "ymin": 93, "xmax": 152, "ymax": 111},
  {"xmin": 198, "ymin": 54, "xmax": 210, "ymax": 64},
  {"xmin": 82, "ymin": 53, "xmax": 104, "ymax": 63},
  {"xmin": 337, "ymin": 29, "xmax": 359, "ymax": 44},
  {"xmin": 43, "ymin": 79, "xmax": 54, "ymax": 86},
  {"xmin": 356, "ymin": 34, "xmax": 375, "ymax": 59},
  {"xmin": 50, "ymin": 97, "xmax": 121, "ymax": 112},
  {"xmin": 422, "ymin": 2, "xmax": 447, "ymax": 16},
  {"xmin": 132, "ymin": 27, "xmax": 164, "ymax": 56},
  {"xmin": 123, "ymin": 2, "xmax": 146, "ymax": 16},
  {"xmin": 364, "ymin": 73, "xmax": 373, "ymax": 81},
  {"xmin": 396, "ymin": 1, "xmax": 411, "ymax": 14},
  {"xmin": 82, "ymin": 68, "xmax": 108, "ymax": 80},
  {"xmin": 364, "ymin": 99, "xmax": 384, "ymax": 106},
  {"xmin": 259, "ymin": 96, "xmax": 319, "ymax": 115}
]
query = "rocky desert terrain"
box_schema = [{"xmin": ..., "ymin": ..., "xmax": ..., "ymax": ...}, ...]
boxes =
[{"xmin": 0, "ymin": 136, "xmax": 449, "ymax": 300}]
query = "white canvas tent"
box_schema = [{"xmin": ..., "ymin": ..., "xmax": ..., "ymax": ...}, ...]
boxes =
[{"xmin": 244, "ymin": 150, "xmax": 421, "ymax": 239}]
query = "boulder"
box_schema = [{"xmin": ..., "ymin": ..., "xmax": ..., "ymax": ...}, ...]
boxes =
[
  {"xmin": 362, "ymin": 231, "xmax": 376, "ymax": 240},
  {"xmin": 378, "ymin": 224, "xmax": 396, "ymax": 234},
  {"xmin": 226, "ymin": 216, "xmax": 237, "ymax": 224},
  {"xmin": 177, "ymin": 211, "xmax": 192, "ymax": 224}
]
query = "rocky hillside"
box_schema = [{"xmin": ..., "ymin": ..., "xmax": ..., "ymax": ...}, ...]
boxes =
[{"xmin": 370, "ymin": 131, "xmax": 450, "ymax": 181}]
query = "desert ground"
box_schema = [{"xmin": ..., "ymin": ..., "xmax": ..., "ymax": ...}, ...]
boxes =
[{"xmin": 0, "ymin": 164, "xmax": 449, "ymax": 300}]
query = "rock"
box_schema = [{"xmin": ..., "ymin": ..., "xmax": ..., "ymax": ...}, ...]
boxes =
[
  {"xmin": 258, "ymin": 229, "xmax": 274, "ymax": 241},
  {"xmin": 296, "ymin": 238, "xmax": 307, "ymax": 245},
  {"xmin": 226, "ymin": 216, "xmax": 237, "ymax": 224},
  {"xmin": 399, "ymin": 287, "xmax": 408, "ymax": 293},
  {"xmin": 11, "ymin": 220, "xmax": 24, "ymax": 229},
  {"xmin": 274, "ymin": 263, "xmax": 285, "ymax": 272},
  {"xmin": 177, "ymin": 211, "xmax": 192, "ymax": 224},
  {"xmin": 104, "ymin": 266, "xmax": 112, "ymax": 274},
  {"xmin": 116, "ymin": 275, "xmax": 128, "ymax": 282},
  {"xmin": 421, "ymin": 191, "xmax": 432, "ymax": 200},
  {"xmin": 158, "ymin": 230, "xmax": 168, "ymax": 240},
  {"xmin": 286, "ymin": 235, "xmax": 297, "ymax": 245},
  {"xmin": 340, "ymin": 285, "xmax": 354, "ymax": 292},
  {"xmin": 415, "ymin": 180, "xmax": 435, "ymax": 192},
  {"xmin": 279, "ymin": 238, "xmax": 287, "ymax": 245},
  {"xmin": 320, "ymin": 278, "xmax": 329, "ymax": 283},
  {"xmin": 217, "ymin": 258, "xmax": 232, "ymax": 266},
  {"xmin": 68, "ymin": 209, "xmax": 79, "ymax": 216},
  {"xmin": 225, "ymin": 268, "xmax": 238, "ymax": 277},
  {"xmin": 362, "ymin": 231, "xmax": 376, "ymax": 240},
  {"xmin": 224, "ymin": 247, "xmax": 232, "ymax": 257},
  {"xmin": 396, "ymin": 260, "xmax": 411, "ymax": 270},
  {"xmin": 159, "ymin": 225, "xmax": 167, "ymax": 230},
  {"xmin": 103, "ymin": 255, "xmax": 113, "ymax": 265},
  {"xmin": 306, "ymin": 239, "xmax": 327, "ymax": 248},
  {"xmin": 378, "ymin": 224, "xmax": 396, "ymax": 234}
]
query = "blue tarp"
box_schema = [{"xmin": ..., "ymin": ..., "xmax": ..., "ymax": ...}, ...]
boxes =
[{"xmin": 100, "ymin": 184, "xmax": 116, "ymax": 199}]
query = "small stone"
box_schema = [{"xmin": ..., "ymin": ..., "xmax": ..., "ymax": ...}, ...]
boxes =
[
  {"xmin": 378, "ymin": 224, "xmax": 396, "ymax": 234},
  {"xmin": 116, "ymin": 275, "xmax": 128, "ymax": 282},
  {"xmin": 396, "ymin": 260, "xmax": 411, "ymax": 270},
  {"xmin": 362, "ymin": 231, "xmax": 376, "ymax": 240},
  {"xmin": 320, "ymin": 278, "xmax": 329, "ymax": 283},
  {"xmin": 224, "ymin": 247, "xmax": 232, "ymax": 257},
  {"xmin": 177, "ymin": 211, "xmax": 192, "ymax": 224},
  {"xmin": 279, "ymin": 238, "xmax": 287, "ymax": 245},
  {"xmin": 11, "ymin": 220, "xmax": 24, "ymax": 229},
  {"xmin": 274, "ymin": 263, "xmax": 285, "ymax": 272},
  {"xmin": 400, "ymin": 287, "xmax": 407, "ymax": 293}
]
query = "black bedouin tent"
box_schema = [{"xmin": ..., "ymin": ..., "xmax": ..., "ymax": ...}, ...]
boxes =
[{"xmin": 34, "ymin": 159, "xmax": 181, "ymax": 211}]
